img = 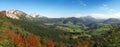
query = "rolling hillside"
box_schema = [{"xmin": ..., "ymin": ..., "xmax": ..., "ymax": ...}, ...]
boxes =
[{"xmin": 0, "ymin": 10, "xmax": 120, "ymax": 47}]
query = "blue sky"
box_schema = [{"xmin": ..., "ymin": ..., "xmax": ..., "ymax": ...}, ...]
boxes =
[{"xmin": 0, "ymin": 0, "xmax": 120, "ymax": 18}]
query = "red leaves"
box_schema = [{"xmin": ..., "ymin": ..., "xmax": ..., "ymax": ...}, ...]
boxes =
[
  {"xmin": 7, "ymin": 30, "xmax": 23, "ymax": 45},
  {"xmin": 81, "ymin": 40, "xmax": 88, "ymax": 47},
  {"xmin": 58, "ymin": 44, "xmax": 65, "ymax": 47},
  {"xmin": 24, "ymin": 34, "xmax": 41, "ymax": 47},
  {"xmin": 45, "ymin": 39, "xmax": 54, "ymax": 47},
  {"xmin": 14, "ymin": 33, "xmax": 23, "ymax": 45},
  {"xmin": 75, "ymin": 45, "xmax": 81, "ymax": 47},
  {"xmin": 0, "ymin": 37, "xmax": 3, "ymax": 42},
  {"xmin": 7, "ymin": 30, "xmax": 42, "ymax": 47}
]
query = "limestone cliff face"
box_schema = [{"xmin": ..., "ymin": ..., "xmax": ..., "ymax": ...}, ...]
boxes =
[
  {"xmin": 0, "ymin": 10, "xmax": 46, "ymax": 19},
  {"xmin": 6, "ymin": 10, "xmax": 27, "ymax": 19}
]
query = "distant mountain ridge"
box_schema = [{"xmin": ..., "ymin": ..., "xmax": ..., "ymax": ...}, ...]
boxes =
[
  {"xmin": 103, "ymin": 18, "xmax": 120, "ymax": 23},
  {"xmin": 0, "ymin": 10, "xmax": 120, "ymax": 24}
]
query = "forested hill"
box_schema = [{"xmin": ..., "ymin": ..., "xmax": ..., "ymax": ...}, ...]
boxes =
[
  {"xmin": 0, "ymin": 13, "xmax": 65, "ymax": 47},
  {"xmin": 0, "ymin": 10, "xmax": 120, "ymax": 47}
]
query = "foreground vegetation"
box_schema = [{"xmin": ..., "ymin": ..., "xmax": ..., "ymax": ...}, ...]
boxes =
[{"xmin": 0, "ymin": 15, "xmax": 120, "ymax": 47}]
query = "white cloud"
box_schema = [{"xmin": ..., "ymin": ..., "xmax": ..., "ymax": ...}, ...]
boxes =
[
  {"xmin": 100, "ymin": 4, "xmax": 117, "ymax": 13},
  {"xmin": 71, "ymin": 0, "xmax": 87, "ymax": 6},
  {"xmin": 103, "ymin": 4, "xmax": 107, "ymax": 7},
  {"xmin": 89, "ymin": 13, "xmax": 117, "ymax": 19},
  {"xmin": 90, "ymin": 13, "xmax": 120, "ymax": 19},
  {"xmin": 112, "ymin": 12, "xmax": 120, "ymax": 18},
  {"xmin": 72, "ymin": 13, "xmax": 120, "ymax": 19},
  {"xmin": 79, "ymin": 0, "xmax": 87, "ymax": 6},
  {"xmin": 109, "ymin": 9, "xmax": 116, "ymax": 12},
  {"xmin": 72, "ymin": 13, "xmax": 85, "ymax": 17},
  {"xmin": 89, "ymin": 13, "xmax": 110, "ymax": 19}
]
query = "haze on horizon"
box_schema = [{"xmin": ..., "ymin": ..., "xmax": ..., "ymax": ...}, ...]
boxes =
[{"xmin": 0, "ymin": 0, "xmax": 120, "ymax": 19}]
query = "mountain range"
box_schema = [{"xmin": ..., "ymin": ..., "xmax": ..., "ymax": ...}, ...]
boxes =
[
  {"xmin": 0, "ymin": 10, "xmax": 120, "ymax": 47},
  {"xmin": 0, "ymin": 10, "xmax": 120, "ymax": 25}
]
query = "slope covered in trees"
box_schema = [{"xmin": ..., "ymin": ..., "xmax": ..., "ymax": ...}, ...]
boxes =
[{"xmin": 0, "ymin": 13, "xmax": 120, "ymax": 47}]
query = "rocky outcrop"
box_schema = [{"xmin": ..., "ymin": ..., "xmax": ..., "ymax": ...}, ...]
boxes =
[
  {"xmin": 6, "ymin": 10, "xmax": 27, "ymax": 19},
  {"xmin": 0, "ymin": 10, "xmax": 46, "ymax": 20}
]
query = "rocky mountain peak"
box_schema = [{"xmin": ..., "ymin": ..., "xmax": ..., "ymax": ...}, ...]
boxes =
[
  {"xmin": 6, "ymin": 10, "xmax": 27, "ymax": 19},
  {"xmin": 0, "ymin": 9, "xmax": 47, "ymax": 20}
]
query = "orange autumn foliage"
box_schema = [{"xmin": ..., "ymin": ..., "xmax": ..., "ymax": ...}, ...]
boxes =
[
  {"xmin": 7, "ymin": 30, "xmax": 23, "ymax": 45},
  {"xmin": 75, "ymin": 45, "xmax": 81, "ymax": 47},
  {"xmin": 0, "ymin": 37, "xmax": 3, "ymax": 42},
  {"xmin": 82, "ymin": 40, "xmax": 88, "ymax": 47},
  {"xmin": 45, "ymin": 39, "xmax": 54, "ymax": 47},
  {"xmin": 7, "ymin": 30, "xmax": 42, "ymax": 47},
  {"xmin": 14, "ymin": 33, "xmax": 23, "ymax": 45},
  {"xmin": 24, "ymin": 34, "xmax": 42, "ymax": 47},
  {"xmin": 58, "ymin": 44, "xmax": 65, "ymax": 47}
]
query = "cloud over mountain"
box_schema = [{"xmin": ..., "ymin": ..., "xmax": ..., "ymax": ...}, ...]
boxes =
[{"xmin": 72, "ymin": 13, "xmax": 120, "ymax": 19}]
